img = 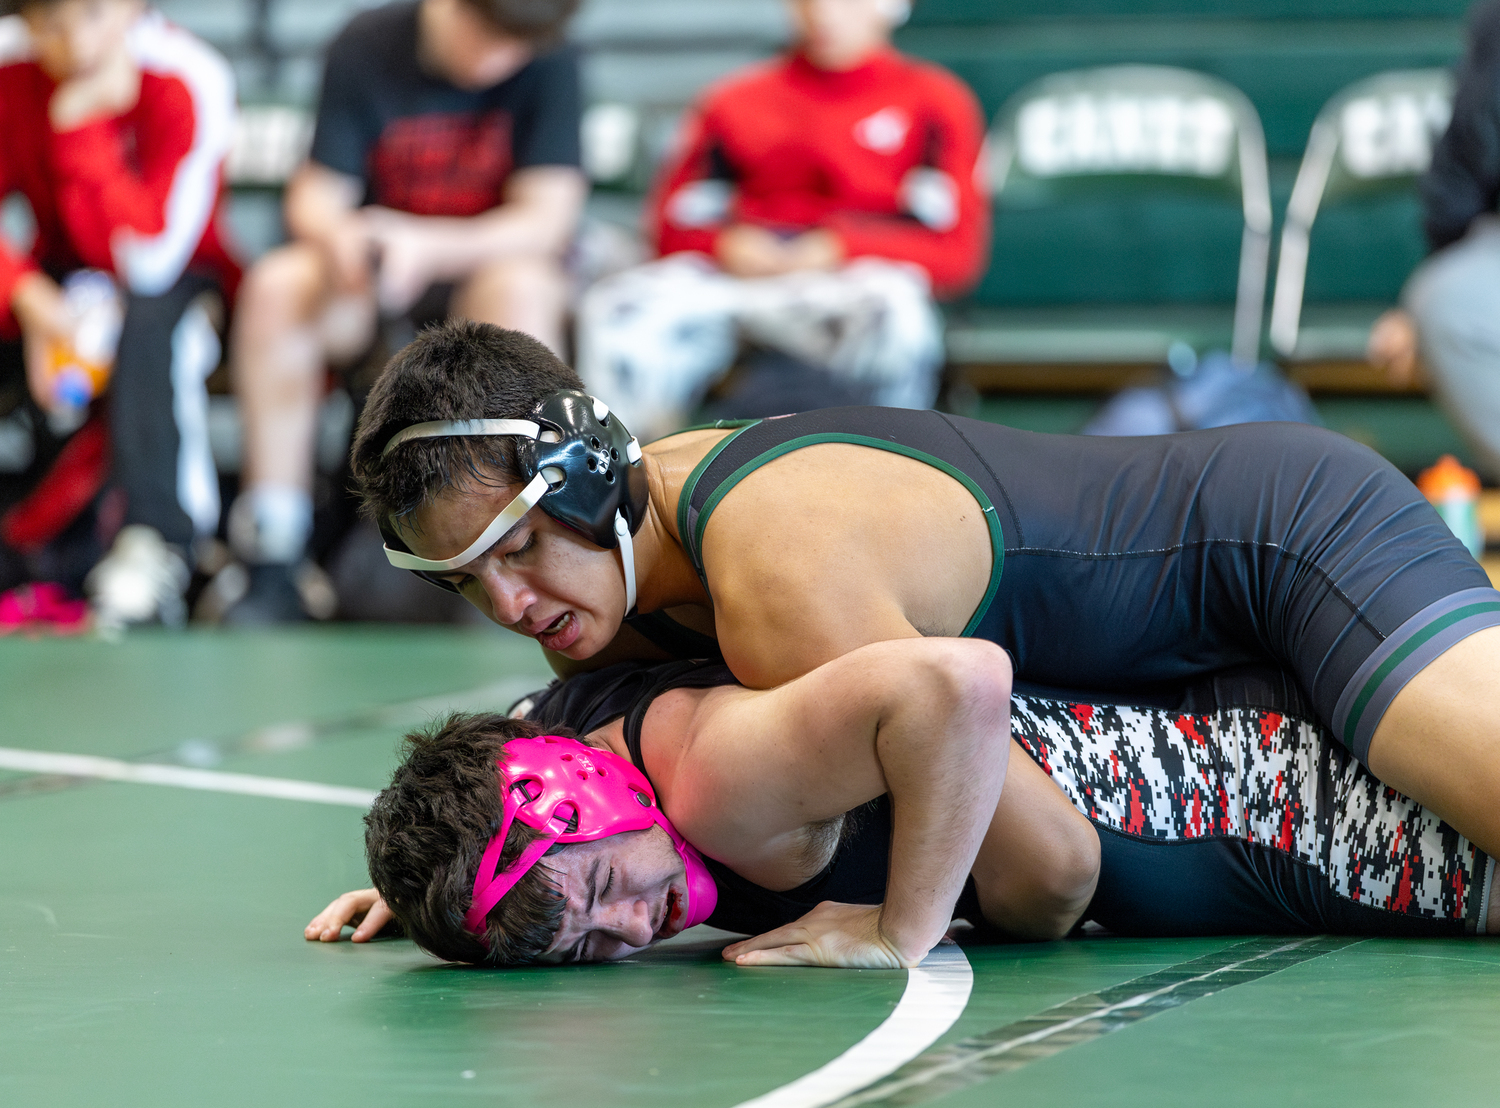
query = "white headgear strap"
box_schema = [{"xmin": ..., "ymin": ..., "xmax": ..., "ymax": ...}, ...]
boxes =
[
  {"xmin": 379, "ymin": 416, "xmax": 639, "ymax": 613},
  {"xmin": 381, "ymin": 419, "xmax": 541, "ymax": 456}
]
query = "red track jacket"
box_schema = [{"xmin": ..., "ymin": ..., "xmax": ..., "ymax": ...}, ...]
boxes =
[
  {"xmin": 648, "ymin": 47, "xmax": 989, "ymax": 299},
  {"xmin": 0, "ymin": 12, "xmax": 240, "ymax": 337}
]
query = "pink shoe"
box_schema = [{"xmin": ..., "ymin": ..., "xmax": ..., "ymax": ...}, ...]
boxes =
[{"xmin": 0, "ymin": 583, "xmax": 91, "ymax": 636}]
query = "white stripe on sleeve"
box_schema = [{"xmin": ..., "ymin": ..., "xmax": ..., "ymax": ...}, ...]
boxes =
[{"xmin": 114, "ymin": 12, "xmax": 237, "ymax": 295}]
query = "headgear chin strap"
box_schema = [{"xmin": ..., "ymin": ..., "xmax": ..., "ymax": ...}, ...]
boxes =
[
  {"xmin": 463, "ymin": 736, "xmax": 718, "ymax": 942},
  {"xmin": 378, "ymin": 392, "xmax": 648, "ymax": 614}
]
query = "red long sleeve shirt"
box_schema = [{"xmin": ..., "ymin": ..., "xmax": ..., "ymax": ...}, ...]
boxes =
[
  {"xmin": 0, "ymin": 12, "xmax": 240, "ymax": 337},
  {"xmin": 648, "ymin": 48, "xmax": 990, "ymax": 299}
]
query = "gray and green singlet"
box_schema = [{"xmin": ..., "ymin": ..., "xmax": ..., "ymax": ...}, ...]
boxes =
[{"xmin": 635, "ymin": 406, "xmax": 1500, "ymax": 765}]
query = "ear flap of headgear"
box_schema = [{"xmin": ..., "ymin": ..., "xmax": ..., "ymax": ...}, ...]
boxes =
[{"xmin": 530, "ymin": 390, "xmax": 648, "ymax": 549}]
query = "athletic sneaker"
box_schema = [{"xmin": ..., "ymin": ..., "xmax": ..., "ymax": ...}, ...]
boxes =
[
  {"xmin": 0, "ymin": 582, "xmax": 90, "ymax": 636},
  {"xmin": 218, "ymin": 562, "xmax": 310, "ymax": 625},
  {"xmin": 84, "ymin": 525, "xmax": 191, "ymax": 634}
]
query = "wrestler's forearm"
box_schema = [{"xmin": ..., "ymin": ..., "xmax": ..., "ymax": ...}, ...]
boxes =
[{"xmin": 874, "ymin": 641, "xmax": 1012, "ymax": 962}]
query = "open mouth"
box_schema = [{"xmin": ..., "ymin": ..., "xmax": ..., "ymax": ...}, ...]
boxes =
[
  {"xmin": 656, "ymin": 887, "xmax": 684, "ymax": 941},
  {"xmin": 535, "ymin": 611, "xmax": 580, "ymax": 651}
]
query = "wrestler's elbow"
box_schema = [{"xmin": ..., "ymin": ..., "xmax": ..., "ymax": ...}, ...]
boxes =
[{"xmin": 896, "ymin": 638, "xmax": 1013, "ymax": 729}]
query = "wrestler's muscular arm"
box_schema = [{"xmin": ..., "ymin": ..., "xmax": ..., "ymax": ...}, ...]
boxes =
[{"xmin": 660, "ymin": 638, "xmax": 1020, "ymax": 967}]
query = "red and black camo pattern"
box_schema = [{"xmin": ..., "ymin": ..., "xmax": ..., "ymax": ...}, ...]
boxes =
[{"xmin": 1010, "ymin": 695, "xmax": 1484, "ymax": 923}]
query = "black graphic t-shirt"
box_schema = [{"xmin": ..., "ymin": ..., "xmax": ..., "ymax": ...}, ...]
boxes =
[{"xmin": 309, "ymin": 0, "xmax": 580, "ymax": 216}]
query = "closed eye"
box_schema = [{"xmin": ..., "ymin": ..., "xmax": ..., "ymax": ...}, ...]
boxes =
[{"xmin": 438, "ymin": 530, "xmax": 534, "ymax": 589}]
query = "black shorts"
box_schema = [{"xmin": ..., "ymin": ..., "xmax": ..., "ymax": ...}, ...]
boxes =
[{"xmin": 679, "ymin": 409, "xmax": 1500, "ymax": 764}]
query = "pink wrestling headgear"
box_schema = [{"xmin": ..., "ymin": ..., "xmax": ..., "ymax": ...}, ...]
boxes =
[{"xmin": 463, "ymin": 735, "xmax": 718, "ymax": 938}]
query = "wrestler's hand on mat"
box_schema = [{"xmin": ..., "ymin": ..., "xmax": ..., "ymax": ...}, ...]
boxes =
[
  {"xmin": 722, "ymin": 902, "xmax": 921, "ymax": 969},
  {"xmin": 304, "ymin": 888, "xmax": 394, "ymax": 943}
]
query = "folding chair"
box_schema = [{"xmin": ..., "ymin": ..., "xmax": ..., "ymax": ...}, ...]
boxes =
[
  {"xmin": 979, "ymin": 64, "xmax": 1273, "ymax": 367},
  {"xmin": 1268, "ymin": 69, "xmax": 1454, "ymax": 360}
]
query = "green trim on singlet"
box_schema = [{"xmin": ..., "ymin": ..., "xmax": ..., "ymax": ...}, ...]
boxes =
[
  {"xmin": 686, "ymin": 431, "xmax": 1005, "ymax": 638},
  {"xmin": 676, "ymin": 422, "xmax": 757, "ymax": 549},
  {"xmin": 1341, "ymin": 599, "xmax": 1500, "ymax": 748},
  {"xmin": 670, "ymin": 418, "xmax": 762, "ymax": 437}
]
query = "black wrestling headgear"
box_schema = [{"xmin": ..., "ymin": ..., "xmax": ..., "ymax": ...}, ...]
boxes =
[{"xmin": 377, "ymin": 390, "xmax": 647, "ymax": 605}]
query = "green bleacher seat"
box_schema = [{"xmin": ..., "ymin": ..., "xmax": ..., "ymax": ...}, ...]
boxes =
[
  {"xmin": 950, "ymin": 64, "xmax": 1271, "ymax": 367},
  {"xmin": 576, "ymin": 0, "xmax": 787, "ymax": 195},
  {"xmin": 908, "ymin": 2, "xmax": 1471, "ymax": 25}
]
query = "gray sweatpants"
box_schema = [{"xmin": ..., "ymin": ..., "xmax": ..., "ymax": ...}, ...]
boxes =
[{"xmin": 1406, "ymin": 214, "xmax": 1500, "ymax": 480}]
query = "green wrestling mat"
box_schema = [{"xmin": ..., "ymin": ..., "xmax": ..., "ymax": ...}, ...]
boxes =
[{"xmin": 1, "ymin": 628, "xmax": 1496, "ymax": 1107}]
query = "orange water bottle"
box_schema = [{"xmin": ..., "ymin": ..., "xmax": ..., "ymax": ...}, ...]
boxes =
[
  {"xmin": 44, "ymin": 270, "xmax": 123, "ymax": 424},
  {"xmin": 1416, "ymin": 454, "xmax": 1484, "ymax": 557}
]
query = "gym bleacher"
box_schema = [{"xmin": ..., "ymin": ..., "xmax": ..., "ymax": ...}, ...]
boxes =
[{"xmin": 169, "ymin": 0, "xmax": 1474, "ymax": 475}]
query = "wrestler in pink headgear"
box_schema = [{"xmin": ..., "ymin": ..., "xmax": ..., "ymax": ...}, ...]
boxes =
[{"xmin": 464, "ymin": 735, "xmax": 717, "ymax": 936}]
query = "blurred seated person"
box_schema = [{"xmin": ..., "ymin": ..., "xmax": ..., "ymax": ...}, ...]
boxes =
[
  {"xmin": 225, "ymin": 0, "xmax": 585, "ymax": 622},
  {"xmin": 0, "ymin": 0, "xmax": 239, "ymax": 631},
  {"xmin": 575, "ymin": 0, "xmax": 988, "ymax": 443},
  {"xmin": 1369, "ymin": 0, "xmax": 1500, "ymax": 480}
]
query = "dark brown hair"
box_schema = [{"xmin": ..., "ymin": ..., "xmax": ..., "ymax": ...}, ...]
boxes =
[
  {"xmin": 458, "ymin": 0, "xmax": 580, "ymax": 44},
  {"xmin": 350, "ymin": 320, "xmax": 583, "ymax": 531},
  {"xmin": 364, "ymin": 711, "xmax": 596, "ymax": 966}
]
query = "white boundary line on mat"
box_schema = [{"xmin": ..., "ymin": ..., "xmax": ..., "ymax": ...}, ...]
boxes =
[
  {"xmin": 0, "ymin": 747, "xmax": 377, "ymax": 808},
  {"xmin": 729, "ymin": 944, "xmax": 974, "ymax": 1108}
]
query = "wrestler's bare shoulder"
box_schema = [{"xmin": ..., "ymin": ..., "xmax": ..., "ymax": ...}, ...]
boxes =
[
  {"xmin": 701, "ymin": 442, "xmax": 996, "ymax": 653},
  {"xmin": 643, "ymin": 427, "xmax": 734, "ymax": 467},
  {"xmin": 643, "ymin": 428, "xmax": 736, "ymax": 539}
]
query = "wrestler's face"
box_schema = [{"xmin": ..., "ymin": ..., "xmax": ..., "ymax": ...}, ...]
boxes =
[
  {"xmin": 24, "ymin": 0, "xmax": 143, "ymax": 82},
  {"xmin": 535, "ymin": 827, "xmax": 689, "ymax": 964},
  {"xmin": 399, "ymin": 476, "xmax": 628, "ymax": 659},
  {"xmin": 787, "ymin": 0, "xmax": 900, "ymax": 71},
  {"xmin": 419, "ymin": 0, "xmax": 533, "ymax": 91}
]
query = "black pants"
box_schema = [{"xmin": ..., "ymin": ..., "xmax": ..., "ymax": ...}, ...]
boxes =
[
  {"xmin": 1, "ymin": 270, "xmax": 218, "ymax": 551},
  {"xmin": 110, "ymin": 270, "xmax": 218, "ymax": 546}
]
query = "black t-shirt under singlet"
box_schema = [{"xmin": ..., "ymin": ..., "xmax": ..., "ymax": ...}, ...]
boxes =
[
  {"xmin": 522, "ymin": 661, "xmax": 897, "ymax": 936},
  {"xmin": 310, "ymin": 1, "xmax": 581, "ymax": 215}
]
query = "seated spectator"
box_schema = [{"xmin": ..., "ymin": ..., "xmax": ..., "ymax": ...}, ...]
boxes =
[
  {"xmin": 575, "ymin": 0, "xmax": 988, "ymax": 443},
  {"xmin": 225, "ymin": 0, "xmax": 585, "ymax": 622},
  {"xmin": 0, "ymin": 0, "xmax": 239, "ymax": 632},
  {"xmin": 1369, "ymin": 0, "xmax": 1500, "ymax": 479}
]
